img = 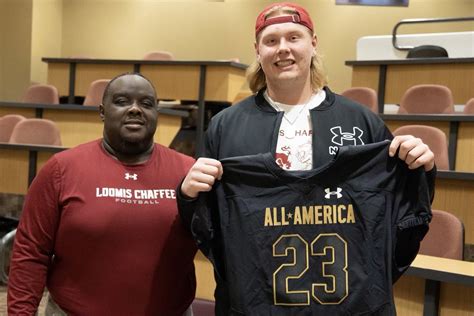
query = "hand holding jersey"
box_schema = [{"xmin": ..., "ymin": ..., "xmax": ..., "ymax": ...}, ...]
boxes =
[
  {"xmin": 181, "ymin": 157, "xmax": 223, "ymax": 198},
  {"xmin": 191, "ymin": 141, "xmax": 432, "ymax": 315},
  {"xmin": 390, "ymin": 135, "xmax": 435, "ymax": 171},
  {"xmin": 181, "ymin": 134, "xmax": 436, "ymax": 199}
]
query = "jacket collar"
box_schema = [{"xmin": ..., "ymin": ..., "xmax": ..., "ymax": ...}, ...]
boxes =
[{"xmin": 255, "ymin": 86, "xmax": 335, "ymax": 113}]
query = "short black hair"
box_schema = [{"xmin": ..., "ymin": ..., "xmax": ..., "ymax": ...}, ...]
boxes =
[{"xmin": 101, "ymin": 72, "xmax": 157, "ymax": 104}]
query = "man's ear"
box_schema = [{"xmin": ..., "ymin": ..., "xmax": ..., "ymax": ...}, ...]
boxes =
[
  {"xmin": 254, "ymin": 41, "xmax": 260, "ymax": 61},
  {"xmin": 312, "ymin": 34, "xmax": 318, "ymax": 50},
  {"xmin": 99, "ymin": 104, "xmax": 105, "ymax": 121}
]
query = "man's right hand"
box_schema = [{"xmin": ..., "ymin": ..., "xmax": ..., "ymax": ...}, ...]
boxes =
[{"xmin": 180, "ymin": 158, "xmax": 223, "ymax": 198}]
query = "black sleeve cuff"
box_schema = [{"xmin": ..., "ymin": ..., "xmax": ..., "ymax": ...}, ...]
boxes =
[{"xmin": 177, "ymin": 178, "xmax": 199, "ymax": 230}]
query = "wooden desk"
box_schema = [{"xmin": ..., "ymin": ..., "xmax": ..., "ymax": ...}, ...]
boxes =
[
  {"xmin": 345, "ymin": 58, "xmax": 474, "ymax": 112},
  {"xmin": 0, "ymin": 101, "xmax": 187, "ymax": 148},
  {"xmin": 42, "ymin": 58, "xmax": 248, "ymax": 154},
  {"xmin": 408, "ymin": 254, "xmax": 473, "ymax": 286},
  {"xmin": 194, "ymin": 251, "xmax": 216, "ymax": 301},
  {"xmin": 395, "ymin": 254, "xmax": 474, "ymax": 316},
  {"xmin": 381, "ymin": 114, "xmax": 474, "ymax": 172},
  {"xmin": 0, "ymin": 143, "xmax": 65, "ymax": 195},
  {"xmin": 194, "ymin": 252, "xmax": 474, "ymax": 314},
  {"xmin": 433, "ymin": 171, "xmax": 474, "ymax": 245}
]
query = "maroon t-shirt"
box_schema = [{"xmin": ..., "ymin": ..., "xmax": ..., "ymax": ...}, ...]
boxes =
[{"xmin": 8, "ymin": 140, "xmax": 197, "ymax": 315}]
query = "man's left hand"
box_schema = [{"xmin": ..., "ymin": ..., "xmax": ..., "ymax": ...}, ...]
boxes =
[{"xmin": 389, "ymin": 135, "xmax": 435, "ymax": 171}]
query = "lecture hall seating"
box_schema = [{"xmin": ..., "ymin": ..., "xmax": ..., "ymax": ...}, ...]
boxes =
[
  {"xmin": 0, "ymin": 115, "xmax": 25, "ymax": 142},
  {"xmin": 9, "ymin": 118, "xmax": 62, "ymax": 146},
  {"xmin": 464, "ymin": 98, "xmax": 474, "ymax": 114},
  {"xmin": 341, "ymin": 87, "xmax": 378, "ymax": 113},
  {"xmin": 398, "ymin": 84, "xmax": 455, "ymax": 114},
  {"xmin": 419, "ymin": 209, "xmax": 464, "ymax": 260},
  {"xmin": 22, "ymin": 84, "xmax": 60, "ymax": 105},
  {"xmin": 83, "ymin": 79, "xmax": 110, "ymax": 106},
  {"xmin": 142, "ymin": 51, "xmax": 174, "ymax": 61}
]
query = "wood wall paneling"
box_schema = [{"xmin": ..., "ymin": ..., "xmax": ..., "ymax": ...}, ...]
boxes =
[
  {"xmin": 141, "ymin": 65, "xmax": 200, "ymax": 101},
  {"xmin": 394, "ymin": 275, "xmax": 474, "ymax": 316},
  {"xmin": 194, "ymin": 251, "xmax": 216, "ymax": 301},
  {"xmin": 205, "ymin": 66, "xmax": 246, "ymax": 102},
  {"xmin": 456, "ymin": 123, "xmax": 474, "ymax": 172},
  {"xmin": 385, "ymin": 64, "xmax": 474, "ymax": 105},
  {"xmin": 46, "ymin": 63, "xmax": 70, "ymax": 96},
  {"xmin": 393, "ymin": 275, "xmax": 425, "ymax": 316},
  {"xmin": 433, "ymin": 178, "xmax": 474, "ymax": 244},
  {"xmin": 0, "ymin": 150, "xmax": 29, "ymax": 194},
  {"xmin": 154, "ymin": 114, "xmax": 182, "ymax": 148},
  {"xmin": 351, "ymin": 66, "xmax": 379, "ymax": 92},
  {"xmin": 439, "ymin": 283, "xmax": 474, "ymax": 315},
  {"xmin": 43, "ymin": 109, "xmax": 102, "ymax": 147},
  {"xmin": 75, "ymin": 64, "xmax": 134, "ymax": 97},
  {"xmin": 0, "ymin": 108, "xmax": 35, "ymax": 118}
]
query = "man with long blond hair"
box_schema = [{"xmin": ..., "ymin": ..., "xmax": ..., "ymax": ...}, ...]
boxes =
[{"xmin": 178, "ymin": 2, "xmax": 435, "ymax": 315}]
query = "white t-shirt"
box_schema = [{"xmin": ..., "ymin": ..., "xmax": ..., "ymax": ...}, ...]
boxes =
[{"xmin": 264, "ymin": 89, "xmax": 326, "ymax": 170}]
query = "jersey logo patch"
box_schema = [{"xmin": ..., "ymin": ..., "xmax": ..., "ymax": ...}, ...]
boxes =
[
  {"xmin": 325, "ymin": 187, "xmax": 342, "ymax": 199},
  {"xmin": 125, "ymin": 173, "xmax": 138, "ymax": 180},
  {"xmin": 330, "ymin": 126, "xmax": 365, "ymax": 146}
]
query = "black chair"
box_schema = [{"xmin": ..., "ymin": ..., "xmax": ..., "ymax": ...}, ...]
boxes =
[{"xmin": 406, "ymin": 45, "xmax": 448, "ymax": 58}]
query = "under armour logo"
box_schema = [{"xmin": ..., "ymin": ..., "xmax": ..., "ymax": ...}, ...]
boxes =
[
  {"xmin": 330, "ymin": 126, "xmax": 364, "ymax": 146},
  {"xmin": 125, "ymin": 173, "xmax": 138, "ymax": 180},
  {"xmin": 325, "ymin": 187, "xmax": 342, "ymax": 199}
]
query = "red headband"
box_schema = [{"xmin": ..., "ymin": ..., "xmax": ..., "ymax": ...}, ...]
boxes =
[{"xmin": 255, "ymin": 2, "xmax": 314, "ymax": 37}]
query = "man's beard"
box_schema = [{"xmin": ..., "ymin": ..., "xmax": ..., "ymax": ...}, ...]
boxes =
[{"xmin": 116, "ymin": 133, "xmax": 154, "ymax": 156}]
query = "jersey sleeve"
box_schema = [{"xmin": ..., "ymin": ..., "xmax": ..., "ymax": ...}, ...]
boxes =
[
  {"xmin": 392, "ymin": 166, "xmax": 433, "ymax": 282},
  {"xmin": 8, "ymin": 157, "xmax": 62, "ymax": 314},
  {"xmin": 190, "ymin": 192, "xmax": 216, "ymax": 257},
  {"xmin": 177, "ymin": 116, "xmax": 221, "ymax": 230}
]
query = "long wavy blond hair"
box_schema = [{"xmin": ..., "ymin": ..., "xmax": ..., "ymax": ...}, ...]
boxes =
[{"xmin": 247, "ymin": 6, "xmax": 327, "ymax": 93}]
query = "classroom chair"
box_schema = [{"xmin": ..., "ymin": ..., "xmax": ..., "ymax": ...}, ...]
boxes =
[
  {"xmin": 9, "ymin": 118, "xmax": 62, "ymax": 146},
  {"xmin": 22, "ymin": 84, "xmax": 60, "ymax": 104},
  {"xmin": 419, "ymin": 209, "xmax": 464, "ymax": 260},
  {"xmin": 398, "ymin": 84, "xmax": 455, "ymax": 114},
  {"xmin": 143, "ymin": 51, "xmax": 174, "ymax": 61},
  {"xmin": 83, "ymin": 79, "xmax": 110, "ymax": 106},
  {"xmin": 341, "ymin": 87, "xmax": 378, "ymax": 113},
  {"xmin": 0, "ymin": 115, "xmax": 26, "ymax": 142}
]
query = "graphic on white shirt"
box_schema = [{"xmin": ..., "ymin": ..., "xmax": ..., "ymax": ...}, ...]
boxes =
[
  {"xmin": 265, "ymin": 90, "xmax": 326, "ymax": 171},
  {"xmin": 275, "ymin": 145, "xmax": 292, "ymax": 169}
]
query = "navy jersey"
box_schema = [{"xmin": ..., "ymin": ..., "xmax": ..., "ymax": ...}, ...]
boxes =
[{"xmin": 192, "ymin": 141, "xmax": 432, "ymax": 315}]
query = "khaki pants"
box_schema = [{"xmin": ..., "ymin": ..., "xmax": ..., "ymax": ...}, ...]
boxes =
[
  {"xmin": 44, "ymin": 296, "xmax": 67, "ymax": 316},
  {"xmin": 44, "ymin": 295, "xmax": 194, "ymax": 316}
]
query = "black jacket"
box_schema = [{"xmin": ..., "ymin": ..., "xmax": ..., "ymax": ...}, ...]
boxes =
[
  {"xmin": 178, "ymin": 87, "xmax": 435, "ymax": 315},
  {"xmin": 202, "ymin": 87, "xmax": 391, "ymax": 162}
]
